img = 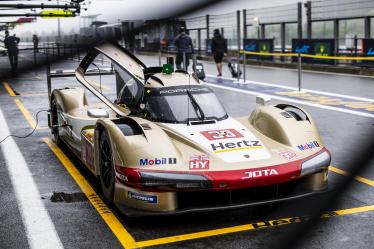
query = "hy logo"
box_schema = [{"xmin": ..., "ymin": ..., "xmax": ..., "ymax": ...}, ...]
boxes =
[
  {"xmin": 189, "ymin": 155, "xmax": 210, "ymax": 170},
  {"xmin": 367, "ymin": 48, "xmax": 374, "ymax": 55},
  {"xmin": 245, "ymin": 44, "xmax": 257, "ymax": 51},
  {"xmin": 295, "ymin": 45, "xmax": 311, "ymax": 53}
]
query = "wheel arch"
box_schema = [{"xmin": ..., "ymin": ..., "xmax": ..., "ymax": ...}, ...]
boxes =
[
  {"xmin": 93, "ymin": 118, "xmax": 146, "ymax": 176},
  {"xmin": 244, "ymin": 104, "xmax": 323, "ymax": 148},
  {"xmin": 50, "ymin": 88, "xmax": 87, "ymax": 114}
]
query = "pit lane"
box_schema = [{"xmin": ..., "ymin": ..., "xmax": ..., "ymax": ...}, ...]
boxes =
[{"xmin": 0, "ymin": 54, "xmax": 373, "ymax": 249}]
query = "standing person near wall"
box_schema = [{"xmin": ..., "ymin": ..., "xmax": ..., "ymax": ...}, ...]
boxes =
[
  {"xmin": 211, "ymin": 29, "xmax": 228, "ymax": 77},
  {"xmin": 4, "ymin": 30, "xmax": 20, "ymax": 75},
  {"xmin": 174, "ymin": 27, "xmax": 194, "ymax": 71},
  {"xmin": 32, "ymin": 34, "xmax": 39, "ymax": 53}
]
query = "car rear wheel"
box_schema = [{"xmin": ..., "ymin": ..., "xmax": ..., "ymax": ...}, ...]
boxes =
[
  {"xmin": 99, "ymin": 130, "xmax": 115, "ymax": 201},
  {"xmin": 51, "ymin": 98, "xmax": 62, "ymax": 145}
]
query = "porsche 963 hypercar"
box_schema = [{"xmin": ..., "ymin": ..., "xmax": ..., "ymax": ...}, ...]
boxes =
[{"xmin": 47, "ymin": 43, "xmax": 331, "ymax": 216}]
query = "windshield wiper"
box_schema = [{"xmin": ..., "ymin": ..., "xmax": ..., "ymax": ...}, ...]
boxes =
[{"xmin": 187, "ymin": 90, "xmax": 205, "ymax": 121}]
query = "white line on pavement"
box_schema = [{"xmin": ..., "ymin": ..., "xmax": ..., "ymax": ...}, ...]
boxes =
[
  {"xmin": 206, "ymin": 83, "xmax": 374, "ymax": 119},
  {"xmin": 206, "ymin": 74, "xmax": 374, "ymax": 103},
  {"xmin": 202, "ymin": 59, "xmax": 374, "ymax": 79},
  {"xmin": 0, "ymin": 108, "xmax": 64, "ymax": 249}
]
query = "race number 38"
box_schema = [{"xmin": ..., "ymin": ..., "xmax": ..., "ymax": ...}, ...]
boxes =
[{"xmin": 201, "ymin": 129, "xmax": 243, "ymax": 140}]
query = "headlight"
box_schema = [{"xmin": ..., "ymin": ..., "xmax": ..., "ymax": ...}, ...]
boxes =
[
  {"xmin": 301, "ymin": 150, "xmax": 331, "ymax": 176},
  {"xmin": 139, "ymin": 172, "xmax": 212, "ymax": 190}
]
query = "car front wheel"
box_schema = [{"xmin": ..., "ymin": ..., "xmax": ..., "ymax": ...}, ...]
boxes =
[
  {"xmin": 51, "ymin": 98, "xmax": 62, "ymax": 145},
  {"xmin": 99, "ymin": 130, "xmax": 115, "ymax": 201}
]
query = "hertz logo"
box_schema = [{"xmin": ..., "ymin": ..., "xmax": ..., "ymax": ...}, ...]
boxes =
[{"xmin": 211, "ymin": 140, "xmax": 262, "ymax": 153}]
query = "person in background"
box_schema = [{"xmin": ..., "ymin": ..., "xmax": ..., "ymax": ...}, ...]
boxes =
[
  {"xmin": 32, "ymin": 34, "xmax": 39, "ymax": 53},
  {"xmin": 4, "ymin": 30, "xmax": 20, "ymax": 75},
  {"xmin": 174, "ymin": 26, "xmax": 194, "ymax": 71},
  {"xmin": 211, "ymin": 29, "xmax": 228, "ymax": 77}
]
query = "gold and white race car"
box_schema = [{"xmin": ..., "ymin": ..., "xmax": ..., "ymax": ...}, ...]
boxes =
[{"xmin": 48, "ymin": 43, "xmax": 330, "ymax": 216}]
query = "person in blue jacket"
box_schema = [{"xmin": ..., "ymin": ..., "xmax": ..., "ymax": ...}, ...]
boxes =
[{"xmin": 174, "ymin": 27, "xmax": 194, "ymax": 71}]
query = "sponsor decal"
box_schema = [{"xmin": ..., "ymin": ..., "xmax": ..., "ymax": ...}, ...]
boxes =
[
  {"xmin": 139, "ymin": 157, "xmax": 177, "ymax": 166},
  {"xmin": 244, "ymin": 43, "xmax": 257, "ymax": 51},
  {"xmin": 368, "ymin": 48, "xmax": 374, "ymax": 55},
  {"xmin": 159, "ymin": 87, "xmax": 210, "ymax": 95},
  {"xmin": 81, "ymin": 136, "xmax": 94, "ymax": 167},
  {"xmin": 251, "ymin": 211, "xmax": 338, "ymax": 229},
  {"xmin": 278, "ymin": 150, "xmax": 298, "ymax": 160},
  {"xmin": 242, "ymin": 169, "xmax": 279, "ymax": 179},
  {"xmin": 211, "ymin": 140, "xmax": 263, "ymax": 153},
  {"xmin": 297, "ymin": 141, "xmax": 320, "ymax": 151},
  {"xmin": 116, "ymin": 172, "xmax": 128, "ymax": 182},
  {"xmin": 201, "ymin": 129, "xmax": 243, "ymax": 140},
  {"xmin": 189, "ymin": 155, "xmax": 210, "ymax": 170},
  {"xmin": 128, "ymin": 191, "xmax": 157, "ymax": 204},
  {"xmin": 295, "ymin": 45, "xmax": 311, "ymax": 53}
]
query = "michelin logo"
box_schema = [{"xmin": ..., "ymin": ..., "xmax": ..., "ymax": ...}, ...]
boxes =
[
  {"xmin": 128, "ymin": 191, "xmax": 158, "ymax": 204},
  {"xmin": 139, "ymin": 157, "xmax": 177, "ymax": 166},
  {"xmin": 297, "ymin": 141, "xmax": 320, "ymax": 151}
]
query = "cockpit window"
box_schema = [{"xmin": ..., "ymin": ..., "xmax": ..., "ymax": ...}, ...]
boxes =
[{"xmin": 143, "ymin": 85, "xmax": 228, "ymax": 123}]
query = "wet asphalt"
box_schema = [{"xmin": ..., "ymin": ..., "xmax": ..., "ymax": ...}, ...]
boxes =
[{"xmin": 0, "ymin": 51, "xmax": 373, "ymax": 249}]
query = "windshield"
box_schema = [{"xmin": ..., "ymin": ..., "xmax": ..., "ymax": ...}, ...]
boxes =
[{"xmin": 143, "ymin": 86, "xmax": 228, "ymax": 123}]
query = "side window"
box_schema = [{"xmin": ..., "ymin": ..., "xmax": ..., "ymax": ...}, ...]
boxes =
[
  {"xmin": 84, "ymin": 53, "xmax": 117, "ymax": 102},
  {"xmin": 84, "ymin": 53, "xmax": 142, "ymax": 106},
  {"xmin": 82, "ymin": 51, "xmax": 144, "ymax": 111},
  {"xmin": 113, "ymin": 63, "xmax": 143, "ymax": 110}
]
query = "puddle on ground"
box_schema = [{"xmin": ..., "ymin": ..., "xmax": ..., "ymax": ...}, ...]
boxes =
[{"xmin": 42, "ymin": 192, "xmax": 88, "ymax": 203}]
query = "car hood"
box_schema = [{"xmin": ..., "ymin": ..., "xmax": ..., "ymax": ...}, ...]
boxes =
[
  {"xmin": 120, "ymin": 117, "xmax": 328, "ymax": 190},
  {"xmin": 160, "ymin": 117, "xmax": 271, "ymax": 164}
]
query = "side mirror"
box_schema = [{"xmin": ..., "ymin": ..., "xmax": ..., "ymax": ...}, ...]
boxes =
[
  {"xmin": 87, "ymin": 109, "xmax": 109, "ymax": 118},
  {"xmin": 256, "ymin": 95, "xmax": 271, "ymax": 106}
]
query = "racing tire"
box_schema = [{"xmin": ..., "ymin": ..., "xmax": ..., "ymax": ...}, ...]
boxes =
[
  {"xmin": 51, "ymin": 98, "xmax": 62, "ymax": 145},
  {"xmin": 99, "ymin": 130, "xmax": 115, "ymax": 202}
]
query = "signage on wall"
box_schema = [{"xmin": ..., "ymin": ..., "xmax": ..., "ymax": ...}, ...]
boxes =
[
  {"xmin": 243, "ymin": 39, "xmax": 274, "ymax": 60},
  {"xmin": 362, "ymin": 39, "xmax": 374, "ymax": 65},
  {"xmin": 292, "ymin": 39, "xmax": 335, "ymax": 64}
]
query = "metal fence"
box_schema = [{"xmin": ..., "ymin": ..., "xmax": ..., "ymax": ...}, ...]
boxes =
[
  {"xmin": 184, "ymin": 11, "xmax": 240, "ymax": 52},
  {"xmin": 209, "ymin": 12, "xmax": 239, "ymax": 50},
  {"xmin": 311, "ymin": 0, "xmax": 374, "ymax": 20},
  {"xmin": 183, "ymin": 15, "xmax": 207, "ymax": 52},
  {"xmin": 244, "ymin": 2, "xmax": 299, "ymax": 49},
  {"xmin": 19, "ymin": 0, "xmax": 374, "ymax": 68},
  {"xmin": 182, "ymin": 0, "xmax": 374, "ymax": 57}
]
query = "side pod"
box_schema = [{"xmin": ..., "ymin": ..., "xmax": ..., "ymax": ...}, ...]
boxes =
[{"xmin": 246, "ymin": 104, "xmax": 323, "ymax": 148}]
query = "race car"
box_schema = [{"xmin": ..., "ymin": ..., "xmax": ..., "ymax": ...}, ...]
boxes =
[{"xmin": 48, "ymin": 42, "xmax": 331, "ymax": 216}]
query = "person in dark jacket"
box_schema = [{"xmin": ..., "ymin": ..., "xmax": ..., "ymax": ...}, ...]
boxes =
[
  {"xmin": 4, "ymin": 31, "xmax": 20, "ymax": 74},
  {"xmin": 211, "ymin": 29, "xmax": 228, "ymax": 77},
  {"xmin": 174, "ymin": 27, "xmax": 194, "ymax": 71},
  {"xmin": 32, "ymin": 34, "xmax": 39, "ymax": 53}
]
